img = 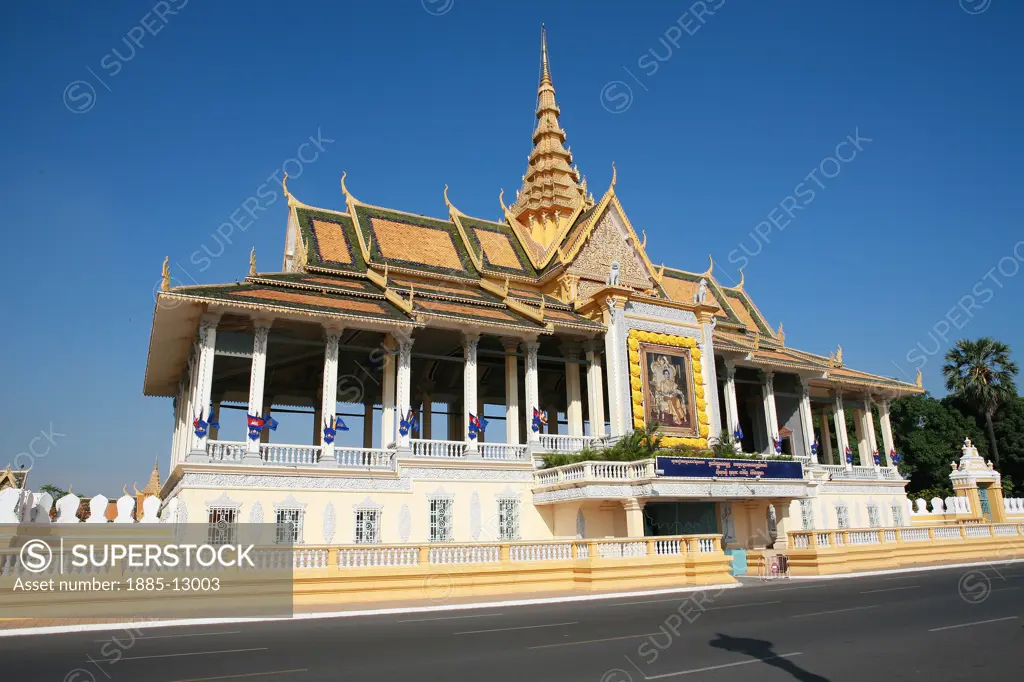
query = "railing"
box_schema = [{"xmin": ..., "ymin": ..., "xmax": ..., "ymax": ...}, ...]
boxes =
[
  {"xmin": 410, "ymin": 439, "xmax": 468, "ymax": 458},
  {"xmin": 480, "ymin": 443, "xmax": 529, "ymax": 461},
  {"xmin": 429, "ymin": 545, "xmax": 501, "ymax": 564},
  {"xmin": 533, "ymin": 459, "xmax": 656, "ymax": 487},
  {"xmin": 338, "ymin": 547, "xmax": 418, "ymax": 567},
  {"xmin": 1003, "ymin": 497, "xmax": 1024, "ymax": 514},
  {"xmin": 334, "ymin": 447, "xmax": 396, "ymax": 470},
  {"xmin": 815, "ymin": 464, "xmax": 902, "ymax": 481},
  {"xmin": 789, "ymin": 523, "xmax": 1024, "ymax": 550},
  {"xmin": 509, "ymin": 543, "xmax": 572, "ymax": 562},
  {"xmin": 206, "ymin": 440, "xmax": 246, "ymax": 462},
  {"xmin": 260, "ymin": 443, "xmax": 320, "ymax": 466},
  {"xmin": 536, "ymin": 434, "xmax": 606, "ymax": 453}
]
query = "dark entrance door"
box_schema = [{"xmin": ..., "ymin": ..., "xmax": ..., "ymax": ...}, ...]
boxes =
[{"xmin": 643, "ymin": 502, "xmax": 718, "ymax": 536}]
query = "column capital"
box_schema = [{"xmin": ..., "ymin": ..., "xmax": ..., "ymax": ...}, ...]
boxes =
[
  {"xmin": 583, "ymin": 338, "xmax": 603, "ymax": 355},
  {"xmin": 462, "ymin": 331, "xmax": 481, "ymax": 347},
  {"xmin": 250, "ymin": 316, "xmax": 273, "ymax": 330},
  {"xmin": 499, "ymin": 336, "xmax": 522, "ymax": 353},
  {"xmin": 622, "ymin": 499, "xmax": 645, "ymax": 512},
  {"xmin": 322, "ymin": 322, "xmax": 345, "ymax": 337},
  {"xmin": 560, "ymin": 342, "xmax": 582, "ymax": 361},
  {"xmin": 521, "ymin": 339, "xmax": 541, "ymax": 352},
  {"xmin": 200, "ymin": 312, "xmax": 222, "ymax": 328}
]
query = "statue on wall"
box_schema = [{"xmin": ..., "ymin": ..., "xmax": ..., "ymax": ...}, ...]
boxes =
[
  {"xmin": 694, "ymin": 278, "xmax": 708, "ymax": 304},
  {"xmin": 608, "ymin": 261, "xmax": 621, "ymax": 286}
]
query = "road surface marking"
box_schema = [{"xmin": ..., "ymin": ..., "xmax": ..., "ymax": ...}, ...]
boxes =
[
  {"xmin": 456, "ymin": 621, "xmax": 577, "ymax": 635},
  {"xmin": 759, "ymin": 583, "xmax": 830, "ymax": 592},
  {"xmin": 928, "ymin": 616, "xmax": 1018, "ymax": 632},
  {"xmin": 120, "ymin": 648, "xmax": 268, "ymax": 661},
  {"xmin": 860, "ymin": 586, "xmax": 920, "ymax": 594},
  {"xmin": 397, "ymin": 613, "xmax": 502, "ymax": 623},
  {"xmin": 530, "ymin": 632, "xmax": 662, "ymax": 649},
  {"xmin": 708, "ymin": 600, "xmax": 783, "ymax": 611},
  {"xmin": 792, "ymin": 605, "xmax": 881, "ymax": 618},
  {"xmin": 167, "ymin": 670, "xmax": 306, "ymax": 682},
  {"xmin": 92, "ymin": 631, "xmax": 241, "ymax": 642},
  {"xmin": 606, "ymin": 597, "xmax": 781, "ymax": 610},
  {"xmin": 627, "ymin": 653, "xmax": 803, "ymax": 679}
]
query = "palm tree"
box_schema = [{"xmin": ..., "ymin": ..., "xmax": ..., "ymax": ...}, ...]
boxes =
[{"xmin": 942, "ymin": 338, "xmax": 1019, "ymax": 466}]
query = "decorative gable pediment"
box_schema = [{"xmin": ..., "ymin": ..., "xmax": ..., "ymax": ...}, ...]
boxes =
[{"xmin": 565, "ymin": 202, "xmax": 657, "ymax": 296}]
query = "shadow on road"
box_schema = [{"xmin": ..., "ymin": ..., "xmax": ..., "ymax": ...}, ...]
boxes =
[{"xmin": 709, "ymin": 633, "xmax": 830, "ymax": 681}]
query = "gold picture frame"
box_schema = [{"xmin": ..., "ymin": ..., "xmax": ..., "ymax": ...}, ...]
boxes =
[{"xmin": 639, "ymin": 344, "xmax": 698, "ymax": 438}]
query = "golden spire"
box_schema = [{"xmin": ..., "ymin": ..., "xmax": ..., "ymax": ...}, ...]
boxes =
[
  {"xmin": 510, "ymin": 25, "xmax": 587, "ymax": 248},
  {"xmin": 836, "ymin": 344, "xmax": 843, "ymax": 366},
  {"xmin": 141, "ymin": 457, "xmax": 161, "ymax": 495}
]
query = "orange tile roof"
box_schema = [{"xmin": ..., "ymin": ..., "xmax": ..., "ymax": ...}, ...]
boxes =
[
  {"xmin": 475, "ymin": 229, "xmax": 524, "ymax": 270},
  {"xmin": 370, "ymin": 218, "xmax": 465, "ymax": 271},
  {"xmin": 226, "ymin": 289, "xmax": 395, "ymax": 317},
  {"xmin": 415, "ymin": 299, "xmax": 532, "ymax": 324},
  {"xmin": 311, "ymin": 220, "xmax": 353, "ymax": 264}
]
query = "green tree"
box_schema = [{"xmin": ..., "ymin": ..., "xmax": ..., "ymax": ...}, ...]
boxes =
[
  {"xmin": 38, "ymin": 484, "xmax": 67, "ymax": 499},
  {"xmin": 942, "ymin": 338, "xmax": 1019, "ymax": 467},
  {"xmin": 889, "ymin": 394, "xmax": 987, "ymax": 495},
  {"xmin": 992, "ymin": 397, "xmax": 1024, "ymax": 495}
]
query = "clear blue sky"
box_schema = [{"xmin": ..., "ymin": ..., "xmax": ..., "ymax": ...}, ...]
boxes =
[{"xmin": 1, "ymin": 0, "xmax": 1021, "ymax": 494}]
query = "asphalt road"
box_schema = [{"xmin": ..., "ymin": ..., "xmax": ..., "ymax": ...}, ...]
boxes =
[{"xmin": 3, "ymin": 563, "xmax": 1022, "ymax": 682}]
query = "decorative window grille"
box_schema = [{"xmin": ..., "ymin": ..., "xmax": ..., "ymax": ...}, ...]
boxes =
[
  {"xmin": 275, "ymin": 508, "xmax": 304, "ymax": 544},
  {"xmin": 891, "ymin": 505, "xmax": 905, "ymax": 527},
  {"xmin": 866, "ymin": 505, "xmax": 881, "ymax": 528},
  {"xmin": 799, "ymin": 500, "xmax": 815, "ymax": 531},
  {"xmin": 429, "ymin": 498, "xmax": 453, "ymax": 543},
  {"xmin": 354, "ymin": 509, "xmax": 381, "ymax": 544},
  {"xmin": 836, "ymin": 505, "xmax": 850, "ymax": 530},
  {"xmin": 207, "ymin": 507, "xmax": 237, "ymax": 545},
  {"xmin": 498, "ymin": 498, "xmax": 520, "ymax": 541}
]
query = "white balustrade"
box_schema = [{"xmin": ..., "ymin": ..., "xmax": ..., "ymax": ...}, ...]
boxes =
[
  {"xmin": 654, "ymin": 539, "xmax": 682, "ymax": 555},
  {"xmin": 411, "ymin": 439, "xmax": 468, "ymax": 458},
  {"xmin": 883, "ymin": 530, "xmax": 897, "ymax": 543},
  {"xmin": 964, "ymin": 525, "xmax": 992, "ymax": 538},
  {"xmin": 848, "ymin": 531, "xmax": 878, "ymax": 545},
  {"xmin": 509, "ymin": 543, "xmax": 572, "ymax": 562},
  {"xmin": 338, "ymin": 547, "xmax": 418, "ymax": 567},
  {"xmin": 597, "ymin": 541, "xmax": 647, "ymax": 558},
  {"xmin": 261, "ymin": 443, "xmax": 320, "ymax": 466},
  {"xmin": 574, "ymin": 542, "xmax": 590, "ymax": 560},
  {"xmin": 792, "ymin": 534, "xmax": 810, "ymax": 549},
  {"xmin": 335, "ymin": 447, "xmax": 396, "ymax": 470},
  {"xmin": 993, "ymin": 524, "xmax": 1021, "ymax": 537},
  {"xmin": 206, "ymin": 440, "xmax": 246, "ymax": 462},
  {"xmin": 933, "ymin": 526, "xmax": 963, "ymax": 540},
  {"xmin": 537, "ymin": 434, "xmax": 605, "ymax": 453},
  {"xmin": 428, "ymin": 545, "xmax": 501, "ymax": 564},
  {"xmin": 480, "ymin": 444, "xmax": 529, "ymax": 461},
  {"xmin": 815, "ymin": 532, "xmax": 832, "ymax": 547},
  {"xmin": 900, "ymin": 528, "xmax": 930, "ymax": 542}
]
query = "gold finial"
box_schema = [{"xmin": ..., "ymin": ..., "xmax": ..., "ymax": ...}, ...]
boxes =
[
  {"xmin": 540, "ymin": 24, "xmax": 551, "ymax": 85},
  {"xmin": 503, "ymin": 275, "xmax": 510, "ymax": 297},
  {"xmin": 915, "ymin": 368, "xmax": 923, "ymax": 388},
  {"xmin": 383, "ymin": 263, "xmax": 389, "ymax": 285},
  {"xmin": 610, "ymin": 162, "xmax": 617, "ymax": 189},
  {"xmin": 498, "ymin": 188, "xmax": 509, "ymax": 215},
  {"xmin": 249, "ymin": 248, "xmax": 257, "ymax": 276},
  {"xmin": 836, "ymin": 345, "xmax": 843, "ymax": 366},
  {"xmin": 443, "ymin": 184, "xmax": 454, "ymax": 212},
  {"xmin": 656, "ymin": 263, "xmax": 665, "ymax": 283},
  {"xmin": 160, "ymin": 257, "xmax": 170, "ymax": 291},
  {"xmin": 737, "ymin": 268, "xmax": 745, "ymax": 290},
  {"xmin": 704, "ymin": 254, "xmax": 714, "ymax": 277},
  {"xmin": 640, "ymin": 230, "xmax": 647, "ymax": 249},
  {"xmin": 777, "ymin": 322, "xmax": 785, "ymax": 346},
  {"xmin": 340, "ymin": 171, "xmax": 358, "ymax": 204},
  {"xmin": 133, "ymin": 482, "xmax": 140, "ymax": 496},
  {"xmin": 753, "ymin": 331, "xmax": 760, "ymax": 352},
  {"xmin": 282, "ymin": 171, "xmax": 290, "ymax": 199},
  {"xmin": 122, "ymin": 484, "xmax": 128, "ymax": 496},
  {"xmin": 828, "ymin": 352, "xmax": 836, "ymax": 368}
]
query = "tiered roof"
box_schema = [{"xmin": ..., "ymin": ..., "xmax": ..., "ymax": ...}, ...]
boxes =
[{"xmin": 147, "ymin": 27, "xmax": 920, "ymax": 400}]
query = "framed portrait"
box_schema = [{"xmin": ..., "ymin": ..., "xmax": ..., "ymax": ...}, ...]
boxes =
[{"xmin": 639, "ymin": 343, "xmax": 698, "ymax": 437}]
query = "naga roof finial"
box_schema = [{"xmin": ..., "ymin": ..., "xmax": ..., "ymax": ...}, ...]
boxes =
[
  {"xmin": 916, "ymin": 368, "xmax": 923, "ymax": 388},
  {"xmin": 161, "ymin": 257, "xmax": 170, "ymax": 291},
  {"xmin": 640, "ymin": 229, "xmax": 647, "ymax": 249},
  {"xmin": 737, "ymin": 268, "xmax": 745, "ymax": 290},
  {"xmin": 340, "ymin": 171, "xmax": 358, "ymax": 204},
  {"xmin": 704, "ymin": 254, "xmax": 714, "ymax": 277},
  {"xmin": 282, "ymin": 171, "xmax": 291, "ymax": 200},
  {"xmin": 610, "ymin": 161, "xmax": 617, "ymax": 189}
]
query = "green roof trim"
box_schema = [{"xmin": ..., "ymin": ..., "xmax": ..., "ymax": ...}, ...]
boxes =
[{"xmin": 459, "ymin": 214, "xmax": 539, "ymax": 278}]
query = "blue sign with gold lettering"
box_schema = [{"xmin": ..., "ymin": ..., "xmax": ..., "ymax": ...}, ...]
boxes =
[{"xmin": 655, "ymin": 456, "xmax": 803, "ymax": 480}]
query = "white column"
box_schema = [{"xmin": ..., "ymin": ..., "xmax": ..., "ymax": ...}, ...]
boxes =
[
  {"xmin": 396, "ymin": 335, "xmax": 414, "ymax": 448},
  {"xmin": 501, "ymin": 339, "xmax": 521, "ymax": 445},
  {"xmin": 523, "ymin": 339, "xmax": 540, "ymax": 443},
  {"xmin": 833, "ymin": 389, "xmax": 851, "ymax": 469},
  {"xmin": 244, "ymin": 319, "xmax": 270, "ymax": 461},
  {"xmin": 722, "ymin": 361, "xmax": 740, "ymax": 438},
  {"xmin": 585, "ymin": 341, "xmax": 606, "ymax": 438},
  {"xmin": 380, "ymin": 337, "xmax": 397, "ymax": 448},
  {"xmin": 362, "ymin": 402, "xmax": 374, "ymax": 448},
  {"xmin": 853, "ymin": 406, "xmax": 870, "ymax": 466},
  {"xmin": 863, "ymin": 396, "xmax": 879, "ymax": 466},
  {"xmin": 819, "ymin": 413, "xmax": 834, "ymax": 463},
  {"xmin": 798, "ymin": 377, "xmax": 817, "ymax": 463},
  {"xmin": 319, "ymin": 327, "xmax": 342, "ymax": 466},
  {"xmin": 463, "ymin": 333, "xmax": 480, "ymax": 451},
  {"xmin": 878, "ymin": 399, "xmax": 896, "ymax": 467},
  {"xmin": 700, "ymin": 317, "xmax": 721, "ymax": 441},
  {"xmin": 603, "ymin": 297, "xmax": 628, "ymax": 436},
  {"xmin": 563, "ymin": 344, "xmax": 584, "ymax": 437},
  {"xmin": 187, "ymin": 314, "xmax": 219, "ymax": 460},
  {"xmin": 761, "ymin": 371, "xmax": 780, "ymax": 454},
  {"xmin": 421, "ymin": 394, "xmax": 433, "ymax": 440}
]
